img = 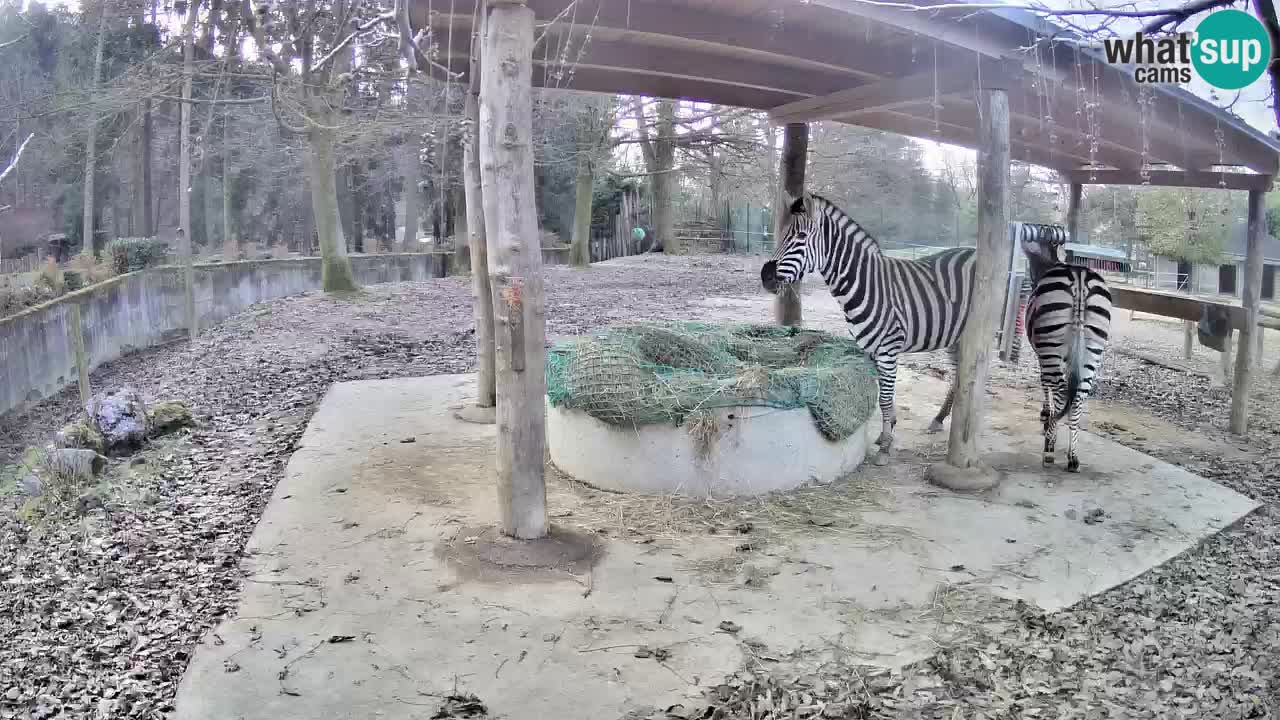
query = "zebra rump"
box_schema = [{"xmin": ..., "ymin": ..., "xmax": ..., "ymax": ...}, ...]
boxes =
[{"xmin": 1026, "ymin": 263, "xmax": 1112, "ymax": 422}]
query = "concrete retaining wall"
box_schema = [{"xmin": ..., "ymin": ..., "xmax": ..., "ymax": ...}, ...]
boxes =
[{"xmin": 1, "ymin": 250, "xmax": 567, "ymax": 417}]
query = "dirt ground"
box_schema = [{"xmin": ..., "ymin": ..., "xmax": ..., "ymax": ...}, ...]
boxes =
[{"xmin": 2, "ymin": 254, "xmax": 1279, "ymax": 718}]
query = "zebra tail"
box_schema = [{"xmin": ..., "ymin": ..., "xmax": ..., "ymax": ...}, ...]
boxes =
[{"xmin": 1054, "ymin": 319, "xmax": 1087, "ymax": 423}]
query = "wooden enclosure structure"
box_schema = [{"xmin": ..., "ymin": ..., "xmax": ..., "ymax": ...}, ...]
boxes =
[{"xmin": 410, "ymin": 0, "xmax": 1280, "ymax": 532}]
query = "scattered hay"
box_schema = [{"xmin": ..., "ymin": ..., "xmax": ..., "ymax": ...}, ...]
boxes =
[
  {"xmin": 684, "ymin": 409, "xmax": 722, "ymax": 459},
  {"xmin": 546, "ymin": 462, "xmax": 912, "ymax": 546}
]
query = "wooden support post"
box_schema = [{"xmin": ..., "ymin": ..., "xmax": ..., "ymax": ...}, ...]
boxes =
[
  {"xmin": 1065, "ymin": 182, "xmax": 1082, "ymax": 241},
  {"xmin": 67, "ymin": 302, "xmax": 91, "ymax": 407},
  {"xmin": 936, "ymin": 75, "xmax": 1012, "ymax": 482},
  {"xmin": 464, "ymin": 8, "xmax": 496, "ymax": 411},
  {"xmin": 479, "ymin": 0, "xmax": 548, "ymax": 539},
  {"xmin": 178, "ymin": 227, "xmax": 197, "ymax": 341},
  {"xmin": 1220, "ymin": 328, "xmax": 1234, "ymax": 385},
  {"xmin": 774, "ymin": 122, "xmax": 808, "ymax": 327},
  {"xmin": 1230, "ymin": 188, "xmax": 1267, "ymax": 434}
]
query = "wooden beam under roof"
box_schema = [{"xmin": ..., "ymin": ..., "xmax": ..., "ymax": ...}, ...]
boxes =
[
  {"xmin": 812, "ymin": 0, "xmax": 1278, "ymax": 174},
  {"xmin": 1065, "ymin": 169, "xmax": 1274, "ymax": 191},
  {"xmin": 417, "ymin": 1, "xmax": 940, "ymax": 86},
  {"xmin": 850, "ymin": 109, "xmax": 1087, "ymax": 171},
  {"xmin": 768, "ymin": 59, "xmax": 1009, "ymax": 125}
]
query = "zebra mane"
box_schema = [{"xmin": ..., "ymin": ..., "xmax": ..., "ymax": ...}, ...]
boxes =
[{"xmin": 804, "ymin": 193, "xmax": 883, "ymax": 254}]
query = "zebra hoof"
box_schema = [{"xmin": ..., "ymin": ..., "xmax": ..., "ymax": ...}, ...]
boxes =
[
  {"xmin": 873, "ymin": 452, "xmax": 891, "ymax": 466},
  {"xmin": 1067, "ymin": 458, "xmax": 1081, "ymax": 473},
  {"xmin": 1042, "ymin": 456, "xmax": 1055, "ymax": 465},
  {"xmin": 927, "ymin": 419, "xmax": 944, "ymax": 434}
]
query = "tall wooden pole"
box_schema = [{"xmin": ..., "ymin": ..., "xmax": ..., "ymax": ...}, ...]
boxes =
[
  {"xmin": 178, "ymin": 0, "xmax": 199, "ymax": 341},
  {"xmin": 67, "ymin": 303, "xmax": 91, "ymax": 407},
  {"xmin": 479, "ymin": 0, "xmax": 547, "ymax": 539},
  {"xmin": 941, "ymin": 73, "xmax": 1012, "ymax": 473},
  {"xmin": 774, "ymin": 122, "xmax": 808, "ymax": 327},
  {"xmin": 464, "ymin": 7, "xmax": 496, "ymax": 410},
  {"xmin": 1230, "ymin": 187, "xmax": 1267, "ymax": 434}
]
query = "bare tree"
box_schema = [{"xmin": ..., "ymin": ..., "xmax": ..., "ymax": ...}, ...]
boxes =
[{"xmin": 80, "ymin": 3, "xmax": 108, "ymax": 257}]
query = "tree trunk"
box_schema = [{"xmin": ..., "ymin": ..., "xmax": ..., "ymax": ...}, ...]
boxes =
[
  {"xmin": 570, "ymin": 144, "xmax": 593, "ymax": 268},
  {"xmin": 399, "ymin": 123, "xmax": 421, "ymax": 250},
  {"xmin": 223, "ymin": 116, "xmax": 236, "ymax": 253},
  {"xmin": 465, "ymin": 44, "xmax": 495, "ymax": 409},
  {"xmin": 142, "ymin": 99, "xmax": 153, "ymax": 236},
  {"xmin": 653, "ymin": 101, "xmax": 677, "ymax": 254},
  {"xmin": 307, "ymin": 126, "xmax": 358, "ymax": 292},
  {"xmin": 81, "ymin": 6, "xmax": 108, "ymax": 256},
  {"xmin": 479, "ymin": 2, "xmax": 547, "ymax": 539},
  {"xmin": 179, "ymin": 0, "xmax": 200, "ymax": 340},
  {"xmin": 633, "ymin": 99, "xmax": 677, "ymax": 254},
  {"xmin": 351, "ymin": 159, "xmax": 367, "ymax": 253}
]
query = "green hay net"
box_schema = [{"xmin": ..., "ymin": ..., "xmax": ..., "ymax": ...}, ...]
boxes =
[{"xmin": 545, "ymin": 322, "xmax": 880, "ymax": 441}]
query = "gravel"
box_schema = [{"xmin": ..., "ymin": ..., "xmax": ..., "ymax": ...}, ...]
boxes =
[{"xmin": 2, "ymin": 256, "xmax": 1278, "ymax": 719}]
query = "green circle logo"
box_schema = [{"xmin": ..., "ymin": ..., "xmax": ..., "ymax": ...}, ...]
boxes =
[{"xmin": 1192, "ymin": 9, "xmax": 1272, "ymax": 90}]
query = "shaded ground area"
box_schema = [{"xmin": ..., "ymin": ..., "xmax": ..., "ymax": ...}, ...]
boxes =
[{"xmin": 1, "ymin": 255, "xmax": 1279, "ymax": 718}]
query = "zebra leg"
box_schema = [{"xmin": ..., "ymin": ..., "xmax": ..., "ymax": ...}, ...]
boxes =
[
  {"xmin": 873, "ymin": 355, "xmax": 899, "ymax": 465},
  {"xmin": 1040, "ymin": 385, "xmax": 1051, "ymax": 424},
  {"xmin": 1066, "ymin": 394, "xmax": 1086, "ymax": 473},
  {"xmin": 928, "ymin": 346, "xmax": 959, "ymax": 433},
  {"xmin": 1042, "ymin": 383, "xmax": 1062, "ymax": 465}
]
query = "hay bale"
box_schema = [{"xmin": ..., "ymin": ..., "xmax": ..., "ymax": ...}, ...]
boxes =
[{"xmin": 545, "ymin": 321, "xmax": 879, "ymax": 440}]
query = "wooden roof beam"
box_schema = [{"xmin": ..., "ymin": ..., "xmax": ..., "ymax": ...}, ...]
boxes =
[
  {"xmin": 849, "ymin": 109, "xmax": 1085, "ymax": 172},
  {"xmin": 768, "ymin": 59, "xmax": 991, "ymax": 125},
  {"xmin": 1065, "ymin": 169, "xmax": 1274, "ymax": 191},
  {"xmin": 812, "ymin": 0, "xmax": 1278, "ymax": 173},
  {"xmin": 419, "ymin": 2, "xmax": 948, "ymax": 86}
]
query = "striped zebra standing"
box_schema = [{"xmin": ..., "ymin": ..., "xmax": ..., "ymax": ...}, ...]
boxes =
[
  {"xmin": 1020, "ymin": 229, "xmax": 1113, "ymax": 472},
  {"xmin": 760, "ymin": 193, "xmax": 977, "ymax": 465}
]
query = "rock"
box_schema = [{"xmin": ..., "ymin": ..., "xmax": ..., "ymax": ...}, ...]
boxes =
[
  {"xmin": 86, "ymin": 387, "xmax": 149, "ymax": 455},
  {"xmin": 18, "ymin": 474, "xmax": 43, "ymax": 497},
  {"xmin": 44, "ymin": 448, "xmax": 108, "ymax": 483},
  {"xmin": 55, "ymin": 420, "xmax": 106, "ymax": 455},
  {"xmin": 74, "ymin": 489, "xmax": 105, "ymax": 516},
  {"xmin": 147, "ymin": 400, "xmax": 194, "ymax": 437}
]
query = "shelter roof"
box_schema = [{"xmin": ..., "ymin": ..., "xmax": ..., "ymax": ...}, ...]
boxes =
[{"xmin": 412, "ymin": 0, "xmax": 1280, "ymax": 187}]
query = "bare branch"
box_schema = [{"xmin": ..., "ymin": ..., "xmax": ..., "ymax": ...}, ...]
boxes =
[
  {"xmin": 0, "ymin": 33, "xmax": 26, "ymax": 52},
  {"xmin": 312, "ymin": 10, "xmax": 397, "ymax": 73},
  {"xmin": 0, "ymin": 132, "xmax": 34, "ymax": 186},
  {"xmin": 1141, "ymin": 0, "xmax": 1238, "ymax": 32},
  {"xmin": 239, "ymin": 0, "xmax": 293, "ymax": 76},
  {"xmin": 154, "ymin": 94, "xmax": 270, "ymax": 105}
]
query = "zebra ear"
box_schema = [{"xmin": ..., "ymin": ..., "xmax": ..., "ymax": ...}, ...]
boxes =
[{"xmin": 788, "ymin": 195, "xmax": 807, "ymax": 215}]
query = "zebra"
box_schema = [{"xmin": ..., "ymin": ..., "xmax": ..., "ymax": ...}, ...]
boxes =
[
  {"xmin": 760, "ymin": 192, "xmax": 976, "ymax": 465},
  {"xmin": 1020, "ymin": 228, "xmax": 1113, "ymax": 472}
]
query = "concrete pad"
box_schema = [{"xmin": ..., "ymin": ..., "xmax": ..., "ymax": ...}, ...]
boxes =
[
  {"xmin": 174, "ymin": 372, "xmax": 1259, "ymax": 720},
  {"xmin": 546, "ymin": 402, "xmax": 875, "ymax": 497}
]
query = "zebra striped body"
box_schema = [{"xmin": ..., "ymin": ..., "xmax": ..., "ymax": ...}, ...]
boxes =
[
  {"xmin": 761, "ymin": 193, "xmax": 977, "ymax": 464},
  {"xmin": 1025, "ymin": 262, "xmax": 1113, "ymax": 472}
]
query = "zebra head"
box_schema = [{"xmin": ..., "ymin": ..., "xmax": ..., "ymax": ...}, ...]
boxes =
[{"xmin": 761, "ymin": 194, "xmax": 818, "ymax": 294}]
